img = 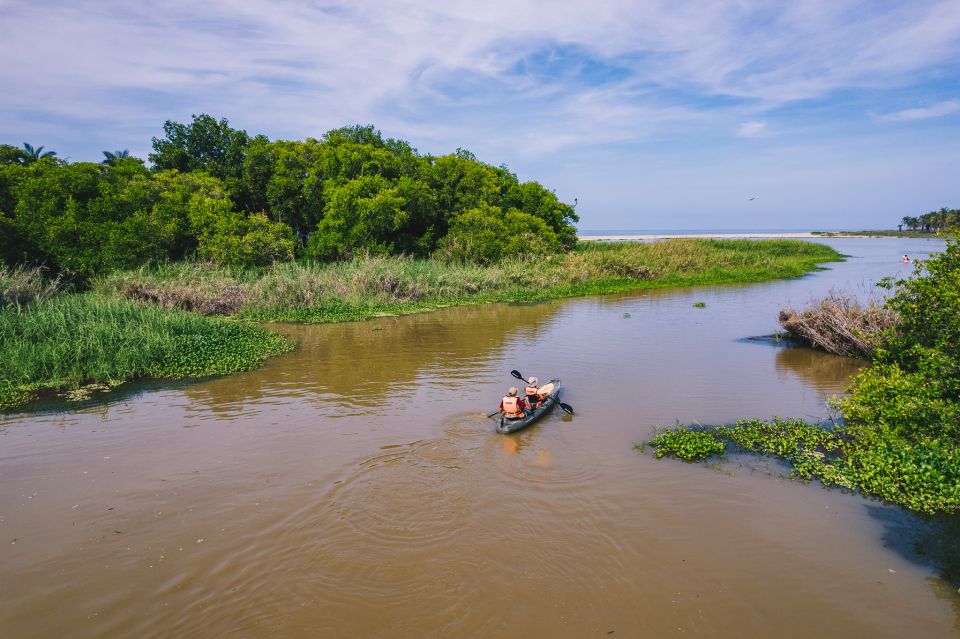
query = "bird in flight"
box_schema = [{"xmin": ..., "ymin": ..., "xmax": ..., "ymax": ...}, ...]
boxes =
[{"xmin": 748, "ymin": 196, "xmax": 756, "ymax": 201}]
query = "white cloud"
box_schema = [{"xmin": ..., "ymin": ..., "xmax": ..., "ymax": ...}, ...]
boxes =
[
  {"xmin": 737, "ymin": 121, "xmax": 767, "ymax": 137},
  {"xmin": 1, "ymin": 0, "xmax": 959, "ymax": 161},
  {"xmin": 876, "ymin": 99, "xmax": 960, "ymax": 123}
]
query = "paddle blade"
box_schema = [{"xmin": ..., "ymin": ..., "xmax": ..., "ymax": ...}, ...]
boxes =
[
  {"xmin": 558, "ymin": 401, "xmax": 574, "ymax": 415},
  {"xmin": 510, "ymin": 369, "xmax": 524, "ymax": 381}
]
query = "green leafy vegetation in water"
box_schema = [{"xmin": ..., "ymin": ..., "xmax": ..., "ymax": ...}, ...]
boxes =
[
  {"xmin": 642, "ymin": 236, "xmax": 960, "ymax": 516},
  {"xmin": 644, "ymin": 427, "xmax": 726, "ymax": 461},
  {"xmin": 0, "ymin": 294, "xmax": 292, "ymax": 410},
  {"xmin": 692, "ymin": 301, "xmax": 706, "ymax": 308},
  {"xmin": 95, "ymin": 239, "xmax": 841, "ymax": 323},
  {"xmin": 644, "ymin": 418, "xmax": 960, "ymax": 515}
]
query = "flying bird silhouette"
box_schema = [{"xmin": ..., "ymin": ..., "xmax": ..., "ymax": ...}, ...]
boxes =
[{"xmin": 748, "ymin": 197, "xmax": 756, "ymax": 201}]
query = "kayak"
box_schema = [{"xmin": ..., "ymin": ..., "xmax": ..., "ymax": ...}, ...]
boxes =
[{"xmin": 496, "ymin": 378, "xmax": 561, "ymax": 434}]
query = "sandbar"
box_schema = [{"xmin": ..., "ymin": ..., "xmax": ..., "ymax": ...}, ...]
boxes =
[{"xmin": 579, "ymin": 232, "xmax": 824, "ymax": 241}]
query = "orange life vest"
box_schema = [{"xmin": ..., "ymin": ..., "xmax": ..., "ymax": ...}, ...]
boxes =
[
  {"xmin": 525, "ymin": 385, "xmax": 539, "ymax": 397},
  {"xmin": 502, "ymin": 395, "xmax": 522, "ymax": 417}
]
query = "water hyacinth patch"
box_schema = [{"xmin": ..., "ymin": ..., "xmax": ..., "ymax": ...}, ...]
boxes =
[
  {"xmin": 643, "ymin": 419, "xmax": 960, "ymax": 515},
  {"xmin": 644, "ymin": 427, "xmax": 727, "ymax": 461}
]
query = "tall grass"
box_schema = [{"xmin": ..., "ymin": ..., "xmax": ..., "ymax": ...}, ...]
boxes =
[
  {"xmin": 0, "ymin": 294, "xmax": 292, "ymax": 409},
  {"xmin": 3, "ymin": 240, "xmax": 839, "ymax": 409},
  {"xmin": 95, "ymin": 240, "xmax": 842, "ymax": 322},
  {"xmin": 0, "ymin": 265, "xmax": 68, "ymax": 306}
]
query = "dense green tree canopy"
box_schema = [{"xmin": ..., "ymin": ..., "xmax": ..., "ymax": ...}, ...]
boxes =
[{"xmin": 1, "ymin": 115, "xmax": 579, "ymax": 273}]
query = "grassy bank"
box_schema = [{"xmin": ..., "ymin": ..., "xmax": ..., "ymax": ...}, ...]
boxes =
[
  {"xmin": 0, "ymin": 294, "xmax": 292, "ymax": 410},
  {"xmin": 96, "ymin": 239, "xmax": 843, "ymax": 323},
  {"xmin": 1, "ymin": 240, "xmax": 840, "ymax": 410}
]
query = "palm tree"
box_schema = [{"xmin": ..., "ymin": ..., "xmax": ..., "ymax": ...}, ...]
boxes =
[
  {"xmin": 937, "ymin": 207, "xmax": 950, "ymax": 232},
  {"xmin": 901, "ymin": 216, "xmax": 920, "ymax": 231},
  {"xmin": 21, "ymin": 143, "xmax": 57, "ymax": 163},
  {"xmin": 101, "ymin": 149, "xmax": 130, "ymax": 165}
]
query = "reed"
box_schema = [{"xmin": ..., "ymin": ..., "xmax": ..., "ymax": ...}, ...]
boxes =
[
  {"xmin": 95, "ymin": 240, "xmax": 842, "ymax": 322},
  {"xmin": 0, "ymin": 264, "xmax": 68, "ymax": 306},
  {"xmin": 0, "ymin": 294, "xmax": 291, "ymax": 409}
]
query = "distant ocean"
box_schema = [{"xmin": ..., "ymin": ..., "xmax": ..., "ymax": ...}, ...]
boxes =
[{"xmin": 577, "ymin": 228, "xmax": 840, "ymax": 235}]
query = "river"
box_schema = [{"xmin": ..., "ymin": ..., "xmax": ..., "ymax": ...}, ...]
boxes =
[{"xmin": 1, "ymin": 237, "xmax": 956, "ymax": 638}]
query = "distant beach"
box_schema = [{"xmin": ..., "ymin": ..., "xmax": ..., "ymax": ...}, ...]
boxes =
[{"xmin": 579, "ymin": 231, "xmax": 821, "ymax": 241}]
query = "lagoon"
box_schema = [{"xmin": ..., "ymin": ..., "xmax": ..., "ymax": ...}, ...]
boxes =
[{"xmin": 1, "ymin": 237, "xmax": 956, "ymax": 638}]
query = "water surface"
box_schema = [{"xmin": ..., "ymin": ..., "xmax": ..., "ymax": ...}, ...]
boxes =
[{"xmin": 2, "ymin": 238, "xmax": 956, "ymax": 638}]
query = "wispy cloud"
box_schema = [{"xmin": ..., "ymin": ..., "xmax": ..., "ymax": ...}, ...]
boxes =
[
  {"xmin": 876, "ymin": 99, "xmax": 960, "ymax": 123},
  {"xmin": 737, "ymin": 121, "xmax": 768, "ymax": 137},
  {"xmin": 1, "ymin": 1, "xmax": 958, "ymax": 227},
  {"xmin": 3, "ymin": 1, "xmax": 959, "ymax": 152}
]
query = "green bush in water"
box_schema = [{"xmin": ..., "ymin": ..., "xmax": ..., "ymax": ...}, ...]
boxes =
[{"xmin": 646, "ymin": 428, "xmax": 726, "ymax": 461}]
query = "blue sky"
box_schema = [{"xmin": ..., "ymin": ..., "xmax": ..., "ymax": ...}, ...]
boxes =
[{"xmin": 2, "ymin": 0, "xmax": 959, "ymax": 230}]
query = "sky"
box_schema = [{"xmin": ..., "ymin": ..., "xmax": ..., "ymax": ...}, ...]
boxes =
[{"xmin": 1, "ymin": 0, "xmax": 959, "ymax": 230}]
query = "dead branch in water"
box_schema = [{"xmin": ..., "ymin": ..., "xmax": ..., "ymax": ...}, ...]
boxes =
[{"xmin": 778, "ymin": 293, "xmax": 897, "ymax": 358}]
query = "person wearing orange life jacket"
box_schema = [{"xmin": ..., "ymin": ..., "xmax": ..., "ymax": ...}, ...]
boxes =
[
  {"xmin": 524, "ymin": 376, "xmax": 541, "ymax": 409},
  {"xmin": 499, "ymin": 387, "xmax": 531, "ymax": 419}
]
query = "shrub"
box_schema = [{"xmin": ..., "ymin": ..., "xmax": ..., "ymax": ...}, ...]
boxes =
[
  {"xmin": 190, "ymin": 197, "xmax": 296, "ymax": 268},
  {"xmin": 435, "ymin": 204, "xmax": 563, "ymax": 264}
]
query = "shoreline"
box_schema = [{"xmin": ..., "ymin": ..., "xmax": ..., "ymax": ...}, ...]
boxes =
[
  {"xmin": 580, "ymin": 232, "xmax": 818, "ymax": 241},
  {"xmin": 3, "ymin": 240, "xmax": 842, "ymax": 411},
  {"xmin": 580, "ymin": 231, "xmax": 951, "ymax": 241}
]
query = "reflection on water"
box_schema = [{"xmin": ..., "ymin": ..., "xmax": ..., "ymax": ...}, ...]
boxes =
[
  {"xmin": 775, "ymin": 345, "xmax": 866, "ymax": 389},
  {"xmin": 178, "ymin": 301, "xmax": 564, "ymax": 419},
  {"xmin": 1, "ymin": 237, "xmax": 957, "ymax": 638}
]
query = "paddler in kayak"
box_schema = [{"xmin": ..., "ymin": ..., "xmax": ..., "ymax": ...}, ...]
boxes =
[
  {"xmin": 499, "ymin": 387, "xmax": 531, "ymax": 419},
  {"xmin": 524, "ymin": 376, "xmax": 541, "ymax": 409}
]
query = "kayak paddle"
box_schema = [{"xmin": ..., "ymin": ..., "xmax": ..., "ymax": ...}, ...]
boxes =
[{"xmin": 510, "ymin": 369, "xmax": 575, "ymax": 415}]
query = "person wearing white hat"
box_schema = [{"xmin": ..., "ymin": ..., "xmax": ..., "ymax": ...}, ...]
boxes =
[{"xmin": 524, "ymin": 376, "xmax": 541, "ymax": 409}]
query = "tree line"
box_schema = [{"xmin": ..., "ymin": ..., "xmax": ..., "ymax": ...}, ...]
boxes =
[
  {"xmin": 900, "ymin": 208, "xmax": 959, "ymax": 233},
  {"xmin": 0, "ymin": 115, "xmax": 578, "ymax": 276}
]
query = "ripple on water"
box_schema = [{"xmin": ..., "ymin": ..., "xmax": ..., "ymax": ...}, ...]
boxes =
[
  {"xmin": 327, "ymin": 438, "xmax": 476, "ymax": 547},
  {"xmin": 490, "ymin": 429, "xmax": 601, "ymax": 488}
]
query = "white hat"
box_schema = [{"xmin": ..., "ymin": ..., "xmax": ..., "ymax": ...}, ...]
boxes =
[
  {"xmin": 508, "ymin": 387, "xmax": 518, "ymax": 396},
  {"xmin": 528, "ymin": 376, "xmax": 538, "ymax": 385}
]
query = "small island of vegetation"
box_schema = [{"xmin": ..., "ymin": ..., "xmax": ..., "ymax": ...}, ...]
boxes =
[{"xmin": 1, "ymin": 115, "xmax": 841, "ymax": 410}]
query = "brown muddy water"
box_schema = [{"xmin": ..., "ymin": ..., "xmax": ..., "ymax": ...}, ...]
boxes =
[{"xmin": 2, "ymin": 238, "xmax": 957, "ymax": 638}]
